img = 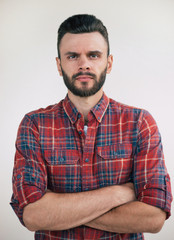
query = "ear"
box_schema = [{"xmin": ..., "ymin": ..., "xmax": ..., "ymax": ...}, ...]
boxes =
[
  {"xmin": 106, "ymin": 54, "xmax": 113, "ymax": 74},
  {"xmin": 56, "ymin": 57, "xmax": 63, "ymax": 76}
]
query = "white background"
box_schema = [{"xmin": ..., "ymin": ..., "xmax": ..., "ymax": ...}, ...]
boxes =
[{"xmin": 1, "ymin": 0, "xmax": 173, "ymax": 239}]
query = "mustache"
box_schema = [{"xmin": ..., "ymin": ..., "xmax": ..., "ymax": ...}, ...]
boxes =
[{"xmin": 72, "ymin": 72, "xmax": 96, "ymax": 79}]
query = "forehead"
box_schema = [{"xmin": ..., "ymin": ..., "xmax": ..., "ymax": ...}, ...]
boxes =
[{"xmin": 59, "ymin": 32, "xmax": 108, "ymax": 53}]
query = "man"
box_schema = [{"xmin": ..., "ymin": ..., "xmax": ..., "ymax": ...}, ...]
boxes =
[{"xmin": 11, "ymin": 14, "xmax": 172, "ymax": 240}]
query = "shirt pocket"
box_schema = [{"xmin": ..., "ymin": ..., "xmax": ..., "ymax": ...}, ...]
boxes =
[
  {"xmin": 44, "ymin": 148, "xmax": 79, "ymax": 165},
  {"xmin": 44, "ymin": 149, "xmax": 81, "ymax": 193},
  {"xmin": 96, "ymin": 143, "xmax": 133, "ymax": 185}
]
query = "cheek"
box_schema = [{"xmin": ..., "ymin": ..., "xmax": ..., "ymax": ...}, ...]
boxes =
[
  {"xmin": 61, "ymin": 62, "xmax": 77, "ymax": 75},
  {"xmin": 98, "ymin": 60, "xmax": 108, "ymax": 69}
]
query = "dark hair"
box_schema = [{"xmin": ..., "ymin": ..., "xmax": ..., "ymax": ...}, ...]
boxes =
[{"xmin": 57, "ymin": 14, "xmax": 110, "ymax": 58}]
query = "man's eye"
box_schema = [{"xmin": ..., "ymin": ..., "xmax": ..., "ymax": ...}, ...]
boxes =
[
  {"xmin": 90, "ymin": 54, "xmax": 98, "ymax": 58},
  {"xmin": 68, "ymin": 55, "xmax": 77, "ymax": 59},
  {"xmin": 89, "ymin": 54, "xmax": 101, "ymax": 59}
]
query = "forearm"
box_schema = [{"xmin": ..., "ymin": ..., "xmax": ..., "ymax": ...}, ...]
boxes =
[
  {"xmin": 23, "ymin": 184, "xmax": 135, "ymax": 231},
  {"xmin": 85, "ymin": 201, "xmax": 166, "ymax": 233}
]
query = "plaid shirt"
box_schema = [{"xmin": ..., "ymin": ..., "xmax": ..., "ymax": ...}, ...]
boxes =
[{"xmin": 11, "ymin": 93, "xmax": 172, "ymax": 240}]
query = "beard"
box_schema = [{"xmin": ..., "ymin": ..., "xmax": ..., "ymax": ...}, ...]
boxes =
[{"xmin": 61, "ymin": 66, "xmax": 107, "ymax": 97}]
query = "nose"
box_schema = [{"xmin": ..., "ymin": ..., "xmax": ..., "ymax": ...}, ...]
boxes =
[{"xmin": 78, "ymin": 56, "xmax": 90, "ymax": 71}]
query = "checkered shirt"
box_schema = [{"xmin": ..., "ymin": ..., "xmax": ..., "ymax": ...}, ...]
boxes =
[{"xmin": 11, "ymin": 93, "xmax": 172, "ymax": 240}]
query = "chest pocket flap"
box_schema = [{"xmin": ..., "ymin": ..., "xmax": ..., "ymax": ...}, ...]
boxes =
[
  {"xmin": 97, "ymin": 143, "xmax": 132, "ymax": 159},
  {"xmin": 44, "ymin": 149, "xmax": 79, "ymax": 165}
]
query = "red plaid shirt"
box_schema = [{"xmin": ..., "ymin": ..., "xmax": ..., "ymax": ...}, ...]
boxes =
[{"xmin": 11, "ymin": 93, "xmax": 172, "ymax": 240}]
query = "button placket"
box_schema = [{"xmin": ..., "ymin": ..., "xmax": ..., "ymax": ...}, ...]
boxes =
[{"xmin": 81, "ymin": 120, "xmax": 99, "ymax": 191}]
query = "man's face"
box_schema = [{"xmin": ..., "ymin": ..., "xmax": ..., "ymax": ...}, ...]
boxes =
[{"xmin": 56, "ymin": 32, "xmax": 113, "ymax": 97}]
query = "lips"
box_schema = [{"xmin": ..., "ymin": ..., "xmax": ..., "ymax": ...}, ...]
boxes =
[
  {"xmin": 76, "ymin": 75, "xmax": 93, "ymax": 82},
  {"xmin": 73, "ymin": 72, "xmax": 96, "ymax": 82}
]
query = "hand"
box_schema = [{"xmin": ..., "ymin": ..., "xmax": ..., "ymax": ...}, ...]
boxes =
[
  {"xmin": 110, "ymin": 182, "xmax": 136, "ymax": 208},
  {"xmin": 120, "ymin": 182, "xmax": 136, "ymax": 202},
  {"xmin": 122, "ymin": 182, "xmax": 135, "ymax": 190},
  {"xmin": 46, "ymin": 189, "xmax": 52, "ymax": 193}
]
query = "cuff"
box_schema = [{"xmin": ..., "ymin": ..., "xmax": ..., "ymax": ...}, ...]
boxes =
[
  {"xmin": 137, "ymin": 175, "xmax": 172, "ymax": 219},
  {"xmin": 10, "ymin": 185, "xmax": 45, "ymax": 226}
]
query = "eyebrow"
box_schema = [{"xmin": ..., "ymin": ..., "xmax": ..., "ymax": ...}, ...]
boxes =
[
  {"xmin": 64, "ymin": 52, "xmax": 79, "ymax": 56},
  {"xmin": 64, "ymin": 50, "xmax": 103, "ymax": 56},
  {"xmin": 88, "ymin": 51, "xmax": 103, "ymax": 56}
]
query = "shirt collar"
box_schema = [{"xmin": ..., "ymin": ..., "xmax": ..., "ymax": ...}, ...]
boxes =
[
  {"xmin": 90, "ymin": 92, "xmax": 109, "ymax": 123},
  {"xmin": 63, "ymin": 95, "xmax": 79, "ymax": 124},
  {"xmin": 63, "ymin": 92, "xmax": 109, "ymax": 124}
]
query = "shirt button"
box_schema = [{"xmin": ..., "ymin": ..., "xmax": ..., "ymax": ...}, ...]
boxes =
[
  {"xmin": 17, "ymin": 174, "xmax": 21, "ymax": 179},
  {"xmin": 85, "ymin": 158, "xmax": 89, "ymax": 163},
  {"xmin": 59, "ymin": 157, "xmax": 65, "ymax": 162}
]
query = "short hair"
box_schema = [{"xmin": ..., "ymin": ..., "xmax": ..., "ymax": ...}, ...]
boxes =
[{"xmin": 57, "ymin": 14, "xmax": 110, "ymax": 58}]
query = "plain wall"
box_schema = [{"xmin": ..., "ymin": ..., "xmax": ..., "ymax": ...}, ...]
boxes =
[{"xmin": 1, "ymin": 0, "xmax": 173, "ymax": 239}]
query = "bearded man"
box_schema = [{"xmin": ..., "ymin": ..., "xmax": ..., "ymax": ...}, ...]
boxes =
[{"xmin": 11, "ymin": 14, "xmax": 172, "ymax": 240}]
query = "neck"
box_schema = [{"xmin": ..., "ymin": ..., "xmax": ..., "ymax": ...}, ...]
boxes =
[{"xmin": 68, "ymin": 89, "xmax": 103, "ymax": 121}]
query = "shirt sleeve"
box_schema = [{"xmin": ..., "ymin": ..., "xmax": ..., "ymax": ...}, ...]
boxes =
[
  {"xmin": 134, "ymin": 110, "xmax": 172, "ymax": 219},
  {"xmin": 10, "ymin": 114, "xmax": 47, "ymax": 225}
]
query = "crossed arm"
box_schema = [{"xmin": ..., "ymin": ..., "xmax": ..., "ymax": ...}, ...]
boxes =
[{"xmin": 23, "ymin": 183, "xmax": 166, "ymax": 233}]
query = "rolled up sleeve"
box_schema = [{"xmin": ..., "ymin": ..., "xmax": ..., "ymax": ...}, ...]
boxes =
[
  {"xmin": 10, "ymin": 115, "xmax": 47, "ymax": 225},
  {"xmin": 134, "ymin": 110, "xmax": 172, "ymax": 219}
]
